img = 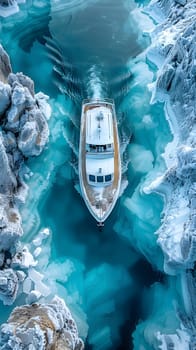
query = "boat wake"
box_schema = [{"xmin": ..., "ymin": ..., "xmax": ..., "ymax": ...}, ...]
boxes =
[
  {"xmin": 85, "ymin": 65, "xmax": 108, "ymax": 99},
  {"xmin": 45, "ymin": 31, "xmax": 133, "ymax": 200},
  {"xmin": 109, "ymin": 66, "xmax": 133, "ymax": 103},
  {"xmin": 45, "ymin": 36, "xmax": 84, "ymax": 106}
]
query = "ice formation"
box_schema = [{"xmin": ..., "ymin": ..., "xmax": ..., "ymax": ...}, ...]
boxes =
[
  {"xmin": 0, "ymin": 268, "xmax": 18, "ymax": 305},
  {"xmin": 0, "ymin": 0, "xmax": 25, "ymax": 18},
  {"xmin": 146, "ymin": 0, "xmax": 196, "ymax": 271},
  {"xmin": 137, "ymin": 0, "xmax": 196, "ymax": 347},
  {"xmin": 0, "ymin": 43, "xmax": 84, "ymax": 349},
  {"xmin": 0, "ymin": 296, "xmax": 84, "ymax": 350},
  {"xmin": 0, "ymin": 44, "xmax": 50, "ymax": 305}
]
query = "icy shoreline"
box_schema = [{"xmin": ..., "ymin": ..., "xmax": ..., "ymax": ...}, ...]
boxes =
[
  {"xmin": 0, "ymin": 44, "xmax": 48, "ymax": 303},
  {"xmin": 0, "ymin": 44, "xmax": 83, "ymax": 349},
  {"xmin": 141, "ymin": 0, "xmax": 196, "ymax": 348}
]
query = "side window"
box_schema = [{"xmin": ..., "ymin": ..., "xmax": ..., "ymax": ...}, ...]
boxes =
[
  {"xmin": 89, "ymin": 175, "xmax": 96, "ymax": 182},
  {"xmin": 97, "ymin": 176, "xmax": 104, "ymax": 183},
  {"xmin": 105, "ymin": 174, "xmax": 112, "ymax": 182}
]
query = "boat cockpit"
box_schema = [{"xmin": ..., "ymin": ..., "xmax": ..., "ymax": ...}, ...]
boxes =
[
  {"xmin": 86, "ymin": 143, "xmax": 113, "ymax": 153},
  {"xmin": 88, "ymin": 173, "xmax": 113, "ymax": 185}
]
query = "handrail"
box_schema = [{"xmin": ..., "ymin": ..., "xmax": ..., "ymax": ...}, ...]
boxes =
[{"xmin": 83, "ymin": 98, "xmax": 114, "ymax": 104}]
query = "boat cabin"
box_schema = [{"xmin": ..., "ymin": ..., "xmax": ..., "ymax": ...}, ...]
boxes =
[{"xmin": 85, "ymin": 106, "xmax": 114, "ymax": 186}]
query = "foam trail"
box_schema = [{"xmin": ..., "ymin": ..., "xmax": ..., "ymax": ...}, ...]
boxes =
[
  {"xmin": 63, "ymin": 128, "xmax": 79, "ymax": 157},
  {"xmin": 86, "ymin": 65, "xmax": 106, "ymax": 99},
  {"xmin": 45, "ymin": 36, "xmax": 84, "ymax": 104}
]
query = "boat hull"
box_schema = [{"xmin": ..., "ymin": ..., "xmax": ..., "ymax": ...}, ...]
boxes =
[{"xmin": 79, "ymin": 99, "xmax": 121, "ymax": 223}]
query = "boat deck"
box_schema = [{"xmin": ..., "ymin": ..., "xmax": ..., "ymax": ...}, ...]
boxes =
[{"xmin": 79, "ymin": 102, "xmax": 121, "ymax": 222}]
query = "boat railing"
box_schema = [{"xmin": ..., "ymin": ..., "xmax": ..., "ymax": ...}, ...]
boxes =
[{"xmin": 83, "ymin": 98, "xmax": 114, "ymax": 105}]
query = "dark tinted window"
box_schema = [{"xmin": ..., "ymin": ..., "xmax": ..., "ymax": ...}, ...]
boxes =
[
  {"xmin": 105, "ymin": 174, "xmax": 112, "ymax": 182},
  {"xmin": 89, "ymin": 175, "xmax": 95, "ymax": 182},
  {"xmin": 97, "ymin": 176, "xmax": 104, "ymax": 183}
]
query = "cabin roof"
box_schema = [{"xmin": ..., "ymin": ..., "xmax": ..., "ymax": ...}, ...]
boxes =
[
  {"xmin": 86, "ymin": 106, "xmax": 113, "ymax": 145},
  {"xmin": 86, "ymin": 156, "xmax": 114, "ymax": 176}
]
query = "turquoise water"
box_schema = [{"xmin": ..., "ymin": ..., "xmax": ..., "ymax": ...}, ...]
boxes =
[{"xmin": 0, "ymin": 1, "xmax": 181, "ymax": 349}]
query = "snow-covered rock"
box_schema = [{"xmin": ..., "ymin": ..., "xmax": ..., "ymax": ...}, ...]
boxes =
[
  {"xmin": 16, "ymin": 270, "xmax": 26, "ymax": 282},
  {"xmin": 36, "ymin": 92, "xmax": 52, "ymax": 120},
  {"xmin": 0, "ymin": 45, "xmax": 51, "ymax": 306},
  {"xmin": 0, "ymin": 297, "xmax": 84, "ymax": 350},
  {"xmin": 140, "ymin": 0, "xmax": 196, "ymax": 348},
  {"xmin": 0, "ymin": 45, "xmax": 11, "ymax": 82},
  {"xmin": 3, "ymin": 72, "xmax": 50, "ymax": 156},
  {"xmin": 146, "ymin": 0, "xmax": 196, "ymax": 272},
  {"xmin": 0, "ymin": 195, "xmax": 22, "ymax": 251},
  {"xmin": 0, "ymin": 252, "xmax": 5, "ymax": 267},
  {"xmin": 8, "ymin": 72, "xmax": 34, "ymax": 97},
  {"xmin": 18, "ymin": 109, "xmax": 49, "ymax": 157},
  {"xmin": 0, "ymin": 82, "xmax": 11, "ymax": 116},
  {"xmin": 0, "ymin": 133, "xmax": 17, "ymax": 194},
  {"xmin": 0, "ymin": 268, "xmax": 18, "ymax": 305},
  {"xmin": 11, "ymin": 246, "xmax": 37, "ymax": 269}
]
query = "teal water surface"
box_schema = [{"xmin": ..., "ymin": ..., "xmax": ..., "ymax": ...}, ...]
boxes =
[{"xmin": 0, "ymin": 1, "xmax": 180, "ymax": 349}]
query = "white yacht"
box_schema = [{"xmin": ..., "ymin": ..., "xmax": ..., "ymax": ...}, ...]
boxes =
[{"xmin": 79, "ymin": 98, "xmax": 121, "ymax": 227}]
